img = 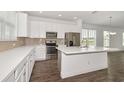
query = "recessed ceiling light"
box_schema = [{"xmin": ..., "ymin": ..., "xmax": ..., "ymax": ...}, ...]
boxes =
[
  {"xmin": 91, "ymin": 11, "xmax": 98, "ymax": 14},
  {"xmin": 58, "ymin": 14, "xmax": 62, "ymax": 17},
  {"xmin": 73, "ymin": 17, "xmax": 78, "ymax": 19},
  {"xmin": 40, "ymin": 11, "xmax": 43, "ymax": 13}
]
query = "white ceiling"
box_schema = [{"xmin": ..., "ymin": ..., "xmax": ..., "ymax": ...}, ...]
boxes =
[{"xmin": 25, "ymin": 11, "xmax": 124, "ymax": 28}]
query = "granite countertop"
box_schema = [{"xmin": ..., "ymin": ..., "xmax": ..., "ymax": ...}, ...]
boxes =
[
  {"xmin": 56, "ymin": 46, "xmax": 124, "ymax": 55},
  {"xmin": 0, "ymin": 46, "xmax": 35, "ymax": 81}
]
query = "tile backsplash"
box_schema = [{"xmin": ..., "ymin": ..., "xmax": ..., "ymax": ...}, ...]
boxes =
[
  {"xmin": 0, "ymin": 37, "xmax": 65, "ymax": 52},
  {"xmin": 25, "ymin": 38, "xmax": 46, "ymax": 45},
  {"xmin": 25, "ymin": 38, "xmax": 65, "ymax": 45},
  {"xmin": 0, "ymin": 38, "xmax": 25, "ymax": 52}
]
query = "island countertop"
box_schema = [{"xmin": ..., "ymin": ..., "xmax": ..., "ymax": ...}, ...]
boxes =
[
  {"xmin": 0, "ymin": 46, "xmax": 35, "ymax": 81},
  {"xmin": 56, "ymin": 46, "xmax": 124, "ymax": 55}
]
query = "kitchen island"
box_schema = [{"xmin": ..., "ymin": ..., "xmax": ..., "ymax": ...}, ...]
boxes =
[{"xmin": 57, "ymin": 46, "xmax": 123, "ymax": 79}]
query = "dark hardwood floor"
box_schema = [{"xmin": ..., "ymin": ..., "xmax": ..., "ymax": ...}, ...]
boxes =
[
  {"xmin": 30, "ymin": 51, "xmax": 124, "ymax": 82},
  {"xmin": 30, "ymin": 60, "xmax": 109, "ymax": 82}
]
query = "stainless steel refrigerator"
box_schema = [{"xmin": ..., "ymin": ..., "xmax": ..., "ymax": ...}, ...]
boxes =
[{"xmin": 65, "ymin": 32, "xmax": 80, "ymax": 47}]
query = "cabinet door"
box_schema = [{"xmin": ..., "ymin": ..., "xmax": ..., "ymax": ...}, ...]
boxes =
[
  {"xmin": 29, "ymin": 55, "xmax": 33, "ymax": 75},
  {"xmin": 35, "ymin": 46, "xmax": 42, "ymax": 59},
  {"xmin": 41, "ymin": 46, "xmax": 46, "ymax": 60},
  {"xmin": 0, "ymin": 12, "xmax": 17, "ymax": 41},
  {"xmin": 89, "ymin": 52, "xmax": 108, "ymax": 71},
  {"xmin": 7, "ymin": 12, "xmax": 16, "ymax": 25},
  {"xmin": 45, "ymin": 22, "xmax": 52, "ymax": 31},
  {"xmin": 30, "ymin": 58, "xmax": 34, "ymax": 74},
  {"xmin": 40, "ymin": 22, "xmax": 46, "ymax": 38},
  {"xmin": 57, "ymin": 24, "xmax": 64, "ymax": 38},
  {"xmin": 30, "ymin": 21, "xmax": 40, "ymax": 38},
  {"xmin": 4, "ymin": 72, "xmax": 15, "ymax": 82},
  {"xmin": 25, "ymin": 62, "xmax": 29, "ymax": 82},
  {"xmin": 0, "ymin": 12, "xmax": 7, "ymax": 21},
  {"xmin": 16, "ymin": 66, "xmax": 26, "ymax": 82},
  {"xmin": 17, "ymin": 12, "xmax": 28, "ymax": 37},
  {"xmin": 35, "ymin": 45, "xmax": 46, "ymax": 60},
  {"xmin": 51, "ymin": 23, "xmax": 57, "ymax": 32}
]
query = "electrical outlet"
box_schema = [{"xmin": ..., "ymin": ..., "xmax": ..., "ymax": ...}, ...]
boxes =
[
  {"xmin": 12, "ymin": 43, "xmax": 16, "ymax": 47},
  {"xmin": 40, "ymin": 39, "xmax": 42, "ymax": 41}
]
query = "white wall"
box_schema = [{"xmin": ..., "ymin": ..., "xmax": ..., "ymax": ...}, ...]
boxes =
[{"xmin": 82, "ymin": 23, "xmax": 124, "ymax": 48}]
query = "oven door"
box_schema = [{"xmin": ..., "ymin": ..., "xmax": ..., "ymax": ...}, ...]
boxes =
[{"xmin": 46, "ymin": 46, "xmax": 57, "ymax": 55}]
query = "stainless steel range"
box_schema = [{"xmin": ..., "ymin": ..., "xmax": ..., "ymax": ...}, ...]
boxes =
[
  {"xmin": 46, "ymin": 40, "xmax": 57, "ymax": 59},
  {"xmin": 46, "ymin": 32, "xmax": 58, "ymax": 59}
]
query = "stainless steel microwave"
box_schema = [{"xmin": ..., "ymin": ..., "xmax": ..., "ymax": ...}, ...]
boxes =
[{"xmin": 46, "ymin": 32, "xmax": 57, "ymax": 39}]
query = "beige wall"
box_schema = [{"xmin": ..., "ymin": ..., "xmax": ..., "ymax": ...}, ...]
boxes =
[{"xmin": 0, "ymin": 38, "xmax": 25, "ymax": 52}]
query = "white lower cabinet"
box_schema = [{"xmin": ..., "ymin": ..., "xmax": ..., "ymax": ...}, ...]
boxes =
[
  {"xmin": 25, "ymin": 61, "xmax": 29, "ymax": 82},
  {"xmin": 4, "ymin": 49, "xmax": 35, "ymax": 82},
  {"xmin": 60, "ymin": 52, "xmax": 108, "ymax": 79},
  {"xmin": 16, "ymin": 66, "xmax": 26, "ymax": 82},
  {"xmin": 5, "ymin": 73, "xmax": 15, "ymax": 82},
  {"xmin": 35, "ymin": 45, "xmax": 46, "ymax": 61}
]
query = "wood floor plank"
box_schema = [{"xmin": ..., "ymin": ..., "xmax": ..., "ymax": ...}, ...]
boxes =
[
  {"xmin": 30, "ymin": 51, "xmax": 124, "ymax": 82},
  {"xmin": 30, "ymin": 60, "xmax": 109, "ymax": 82}
]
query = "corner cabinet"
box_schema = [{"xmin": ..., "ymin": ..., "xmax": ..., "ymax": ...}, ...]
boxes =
[{"xmin": 17, "ymin": 12, "xmax": 29, "ymax": 37}]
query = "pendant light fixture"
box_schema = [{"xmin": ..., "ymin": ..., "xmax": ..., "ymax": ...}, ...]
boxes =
[{"xmin": 109, "ymin": 16, "xmax": 117, "ymax": 35}]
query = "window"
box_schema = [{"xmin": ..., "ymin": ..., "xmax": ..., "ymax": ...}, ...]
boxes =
[
  {"xmin": 123, "ymin": 33, "xmax": 124, "ymax": 46},
  {"xmin": 104, "ymin": 31, "xmax": 110, "ymax": 47},
  {"xmin": 81, "ymin": 29, "xmax": 96, "ymax": 47}
]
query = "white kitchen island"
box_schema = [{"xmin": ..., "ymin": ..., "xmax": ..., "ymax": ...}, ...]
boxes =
[{"xmin": 57, "ymin": 46, "xmax": 122, "ymax": 79}]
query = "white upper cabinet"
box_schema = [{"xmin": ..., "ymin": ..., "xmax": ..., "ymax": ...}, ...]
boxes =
[
  {"xmin": 7, "ymin": 12, "xmax": 16, "ymax": 25},
  {"xmin": 30, "ymin": 21, "xmax": 46, "ymax": 38},
  {"xmin": 0, "ymin": 11, "xmax": 17, "ymax": 41},
  {"xmin": 0, "ymin": 12, "xmax": 16, "ymax": 25},
  {"xmin": 45, "ymin": 22, "xmax": 51, "ymax": 31},
  {"xmin": 51, "ymin": 23, "xmax": 57, "ymax": 32},
  {"xmin": 29, "ymin": 16, "xmax": 80, "ymax": 38},
  {"xmin": 0, "ymin": 12, "xmax": 7, "ymax": 21},
  {"xmin": 30, "ymin": 21, "xmax": 40, "ymax": 38},
  {"xmin": 40, "ymin": 22, "xmax": 46, "ymax": 38},
  {"xmin": 57, "ymin": 24, "xmax": 65, "ymax": 38},
  {"xmin": 17, "ymin": 12, "xmax": 28, "ymax": 37},
  {"xmin": 45, "ymin": 22, "xmax": 57, "ymax": 32}
]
